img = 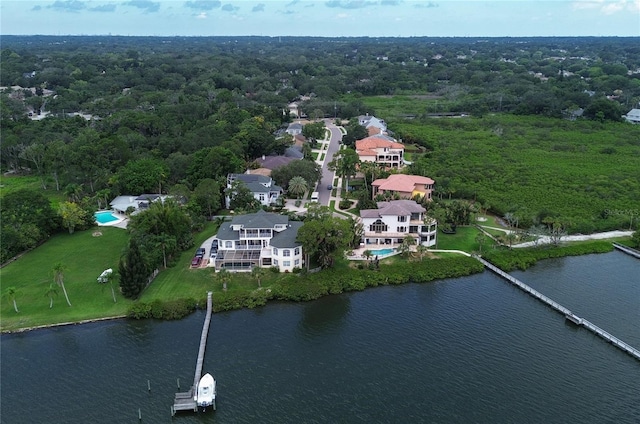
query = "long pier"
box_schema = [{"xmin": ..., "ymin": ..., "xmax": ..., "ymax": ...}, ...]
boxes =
[
  {"xmin": 475, "ymin": 256, "xmax": 640, "ymax": 362},
  {"xmin": 172, "ymin": 292, "xmax": 213, "ymax": 415},
  {"xmin": 612, "ymin": 242, "xmax": 640, "ymax": 259}
]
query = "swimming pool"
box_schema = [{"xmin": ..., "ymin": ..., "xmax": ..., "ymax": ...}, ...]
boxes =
[
  {"xmin": 95, "ymin": 211, "xmax": 119, "ymax": 224},
  {"xmin": 368, "ymin": 248, "xmax": 395, "ymax": 256}
]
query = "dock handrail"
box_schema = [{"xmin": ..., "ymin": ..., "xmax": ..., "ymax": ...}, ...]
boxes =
[
  {"xmin": 172, "ymin": 292, "xmax": 214, "ymax": 415},
  {"xmin": 475, "ymin": 256, "xmax": 640, "ymax": 362}
]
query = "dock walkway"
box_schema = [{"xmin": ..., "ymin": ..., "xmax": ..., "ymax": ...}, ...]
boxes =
[
  {"xmin": 476, "ymin": 256, "xmax": 640, "ymax": 362},
  {"xmin": 172, "ymin": 292, "xmax": 213, "ymax": 415},
  {"xmin": 612, "ymin": 242, "xmax": 640, "ymax": 259}
]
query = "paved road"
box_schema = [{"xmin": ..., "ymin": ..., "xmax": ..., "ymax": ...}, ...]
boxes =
[{"xmin": 318, "ymin": 120, "xmax": 343, "ymax": 206}]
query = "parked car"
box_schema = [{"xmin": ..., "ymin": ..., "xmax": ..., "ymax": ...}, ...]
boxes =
[
  {"xmin": 191, "ymin": 256, "xmax": 202, "ymax": 267},
  {"xmin": 327, "ymin": 184, "xmax": 333, "ymax": 190},
  {"xmin": 195, "ymin": 248, "xmax": 206, "ymax": 258}
]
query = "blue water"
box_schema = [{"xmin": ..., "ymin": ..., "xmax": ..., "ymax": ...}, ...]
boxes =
[
  {"xmin": 95, "ymin": 211, "xmax": 118, "ymax": 224},
  {"xmin": 1, "ymin": 251, "xmax": 639, "ymax": 424},
  {"xmin": 369, "ymin": 248, "xmax": 395, "ymax": 255}
]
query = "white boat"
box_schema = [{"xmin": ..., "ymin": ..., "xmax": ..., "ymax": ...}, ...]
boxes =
[{"xmin": 196, "ymin": 373, "xmax": 216, "ymax": 408}]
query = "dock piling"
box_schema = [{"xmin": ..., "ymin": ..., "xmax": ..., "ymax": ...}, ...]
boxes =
[
  {"xmin": 171, "ymin": 292, "xmax": 214, "ymax": 413},
  {"xmin": 475, "ymin": 256, "xmax": 640, "ymax": 362}
]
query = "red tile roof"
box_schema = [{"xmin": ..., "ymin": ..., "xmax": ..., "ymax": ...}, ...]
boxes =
[{"xmin": 372, "ymin": 174, "xmax": 434, "ymax": 193}]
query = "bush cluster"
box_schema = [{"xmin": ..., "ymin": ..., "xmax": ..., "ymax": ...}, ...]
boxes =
[
  {"xmin": 271, "ymin": 256, "xmax": 485, "ymax": 301},
  {"xmin": 483, "ymin": 241, "xmax": 614, "ymax": 271},
  {"xmin": 127, "ymin": 298, "xmax": 198, "ymax": 320}
]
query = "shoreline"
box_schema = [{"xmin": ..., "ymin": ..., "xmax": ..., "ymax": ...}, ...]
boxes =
[
  {"xmin": 1, "ymin": 314, "xmax": 127, "ymax": 335},
  {"xmin": 2, "ymin": 234, "xmax": 634, "ymax": 334}
]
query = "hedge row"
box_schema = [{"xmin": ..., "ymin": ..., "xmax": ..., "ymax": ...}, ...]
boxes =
[
  {"xmin": 126, "ymin": 256, "xmax": 486, "ymax": 319},
  {"xmin": 127, "ymin": 298, "xmax": 198, "ymax": 320},
  {"xmin": 270, "ymin": 255, "xmax": 485, "ymax": 302},
  {"xmin": 483, "ymin": 241, "xmax": 614, "ymax": 271}
]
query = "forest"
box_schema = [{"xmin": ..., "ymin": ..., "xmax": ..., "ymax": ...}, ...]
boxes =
[{"xmin": 1, "ymin": 35, "xmax": 639, "ymax": 264}]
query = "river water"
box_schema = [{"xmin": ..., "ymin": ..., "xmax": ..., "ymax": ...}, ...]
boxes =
[{"xmin": 2, "ymin": 252, "xmax": 639, "ymax": 423}]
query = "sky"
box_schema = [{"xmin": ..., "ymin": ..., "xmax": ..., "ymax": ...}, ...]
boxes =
[{"xmin": 1, "ymin": 0, "xmax": 639, "ymax": 37}]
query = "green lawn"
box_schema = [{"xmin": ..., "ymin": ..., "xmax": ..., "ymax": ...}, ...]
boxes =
[
  {"xmin": 0, "ymin": 174, "xmax": 67, "ymax": 206},
  {"xmin": 436, "ymin": 226, "xmax": 497, "ymax": 253},
  {"xmin": 0, "ymin": 227, "xmax": 132, "ymax": 331}
]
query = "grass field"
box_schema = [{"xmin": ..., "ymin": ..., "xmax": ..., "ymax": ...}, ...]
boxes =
[
  {"xmin": 0, "ymin": 174, "xmax": 67, "ymax": 206},
  {"xmin": 436, "ymin": 225, "xmax": 498, "ymax": 253},
  {"xmin": 0, "ymin": 227, "xmax": 132, "ymax": 331}
]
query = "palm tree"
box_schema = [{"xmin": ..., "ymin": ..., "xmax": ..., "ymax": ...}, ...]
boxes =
[
  {"xmin": 251, "ymin": 266, "xmax": 265, "ymax": 288},
  {"xmin": 287, "ymin": 176, "xmax": 308, "ymax": 199},
  {"xmin": 416, "ymin": 244, "xmax": 428, "ymax": 261},
  {"xmin": 475, "ymin": 232, "xmax": 487, "ymax": 254},
  {"xmin": 103, "ymin": 270, "xmax": 118, "ymax": 303},
  {"xmin": 399, "ymin": 235, "xmax": 416, "ymax": 257},
  {"xmin": 53, "ymin": 262, "xmax": 72, "ymax": 306},
  {"xmin": 217, "ymin": 268, "xmax": 230, "ymax": 292},
  {"xmin": 44, "ymin": 283, "xmax": 59, "ymax": 309},
  {"xmin": 4, "ymin": 287, "xmax": 20, "ymax": 313},
  {"xmin": 363, "ymin": 250, "xmax": 372, "ymax": 264}
]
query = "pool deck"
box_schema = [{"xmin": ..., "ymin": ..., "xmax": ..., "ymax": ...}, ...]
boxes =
[
  {"xmin": 347, "ymin": 245, "xmax": 401, "ymax": 260},
  {"xmin": 95, "ymin": 211, "xmax": 128, "ymax": 228}
]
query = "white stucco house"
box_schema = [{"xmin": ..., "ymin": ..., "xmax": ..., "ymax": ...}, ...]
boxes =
[
  {"xmin": 358, "ymin": 114, "xmax": 387, "ymax": 133},
  {"xmin": 226, "ymin": 173, "xmax": 283, "ymax": 209},
  {"xmin": 286, "ymin": 122, "xmax": 303, "ymax": 135},
  {"xmin": 109, "ymin": 194, "xmax": 171, "ymax": 214},
  {"xmin": 360, "ymin": 200, "xmax": 437, "ymax": 247},
  {"xmin": 213, "ymin": 210, "xmax": 303, "ymax": 272},
  {"xmin": 623, "ymin": 108, "xmax": 640, "ymax": 124}
]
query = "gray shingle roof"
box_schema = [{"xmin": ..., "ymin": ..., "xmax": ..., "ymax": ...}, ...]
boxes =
[
  {"xmin": 271, "ymin": 221, "xmax": 303, "ymax": 248},
  {"xmin": 230, "ymin": 174, "xmax": 271, "ymax": 184},
  {"xmin": 232, "ymin": 210, "xmax": 289, "ymax": 228}
]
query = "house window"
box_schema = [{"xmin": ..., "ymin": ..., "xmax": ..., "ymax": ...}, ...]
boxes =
[
  {"xmin": 283, "ymin": 261, "xmax": 290, "ymax": 267},
  {"xmin": 225, "ymin": 241, "xmax": 232, "ymax": 248},
  {"xmin": 273, "ymin": 248, "xmax": 278, "ymax": 255},
  {"xmin": 397, "ymin": 226, "xmax": 406, "ymax": 233},
  {"xmin": 283, "ymin": 249, "xmax": 290, "ymax": 257},
  {"xmin": 273, "ymin": 259, "xmax": 279, "ymax": 266},
  {"xmin": 369, "ymin": 219, "xmax": 388, "ymax": 233},
  {"xmin": 295, "ymin": 259, "xmax": 300, "ymax": 266},
  {"xmin": 397, "ymin": 216, "xmax": 407, "ymax": 222},
  {"xmin": 259, "ymin": 194, "xmax": 265, "ymax": 201},
  {"xmin": 294, "ymin": 247, "xmax": 300, "ymax": 255}
]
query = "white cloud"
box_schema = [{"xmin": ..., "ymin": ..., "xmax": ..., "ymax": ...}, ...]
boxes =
[
  {"xmin": 601, "ymin": 1, "xmax": 624, "ymax": 13},
  {"xmin": 572, "ymin": 0, "xmax": 636, "ymax": 14},
  {"xmin": 196, "ymin": 11, "xmax": 207, "ymax": 18},
  {"xmin": 336, "ymin": 12, "xmax": 348, "ymax": 17}
]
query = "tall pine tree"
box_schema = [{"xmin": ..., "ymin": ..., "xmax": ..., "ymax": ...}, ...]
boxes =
[{"xmin": 119, "ymin": 238, "xmax": 149, "ymax": 299}]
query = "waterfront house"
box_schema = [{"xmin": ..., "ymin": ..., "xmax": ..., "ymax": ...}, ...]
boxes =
[
  {"xmin": 213, "ymin": 210, "xmax": 303, "ymax": 272},
  {"xmin": 360, "ymin": 200, "xmax": 437, "ymax": 247},
  {"xmin": 372, "ymin": 174, "xmax": 435, "ymax": 200}
]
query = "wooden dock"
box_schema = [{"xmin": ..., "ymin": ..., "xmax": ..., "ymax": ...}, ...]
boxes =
[
  {"xmin": 476, "ymin": 256, "xmax": 640, "ymax": 362},
  {"xmin": 171, "ymin": 292, "xmax": 214, "ymax": 415},
  {"xmin": 612, "ymin": 242, "xmax": 640, "ymax": 259}
]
